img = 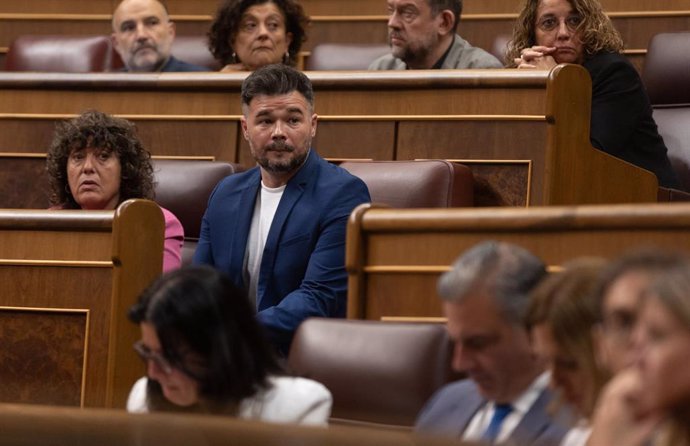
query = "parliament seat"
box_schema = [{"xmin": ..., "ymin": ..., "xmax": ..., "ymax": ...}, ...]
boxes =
[
  {"xmin": 152, "ymin": 159, "xmax": 243, "ymax": 265},
  {"xmin": 4, "ymin": 35, "xmax": 114, "ymax": 72},
  {"xmin": 306, "ymin": 43, "xmax": 390, "ymax": 70},
  {"xmin": 288, "ymin": 318, "xmax": 454, "ymax": 429},
  {"xmin": 339, "ymin": 160, "xmax": 474, "ymax": 208},
  {"xmin": 170, "ymin": 35, "xmax": 221, "ymax": 71},
  {"xmin": 642, "ymin": 32, "xmax": 690, "ymax": 192}
]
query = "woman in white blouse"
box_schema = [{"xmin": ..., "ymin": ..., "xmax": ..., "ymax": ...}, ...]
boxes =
[{"xmin": 126, "ymin": 265, "xmax": 331, "ymax": 425}]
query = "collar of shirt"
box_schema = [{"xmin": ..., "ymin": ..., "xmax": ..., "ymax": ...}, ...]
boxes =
[{"xmin": 463, "ymin": 371, "xmax": 551, "ymax": 443}]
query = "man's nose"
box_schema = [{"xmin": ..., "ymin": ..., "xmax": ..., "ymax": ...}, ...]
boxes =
[
  {"xmin": 271, "ymin": 121, "xmax": 286, "ymax": 139},
  {"xmin": 451, "ymin": 343, "xmax": 474, "ymax": 372},
  {"xmin": 135, "ymin": 23, "xmax": 151, "ymax": 41},
  {"xmin": 388, "ymin": 11, "xmax": 401, "ymax": 29}
]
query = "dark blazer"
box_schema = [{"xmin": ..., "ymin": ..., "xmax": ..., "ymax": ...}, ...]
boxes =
[
  {"xmin": 193, "ymin": 150, "xmax": 370, "ymax": 353},
  {"xmin": 160, "ymin": 56, "xmax": 207, "ymax": 72},
  {"xmin": 585, "ymin": 52, "xmax": 679, "ymax": 188},
  {"xmin": 415, "ymin": 379, "xmax": 572, "ymax": 446}
]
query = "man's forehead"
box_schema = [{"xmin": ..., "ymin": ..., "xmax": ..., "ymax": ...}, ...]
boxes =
[
  {"xmin": 114, "ymin": 0, "xmax": 167, "ymax": 22},
  {"xmin": 246, "ymin": 92, "xmax": 311, "ymax": 113},
  {"xmin": 387, "ymin": 0, "xmax": 429, "ymax": 10}
]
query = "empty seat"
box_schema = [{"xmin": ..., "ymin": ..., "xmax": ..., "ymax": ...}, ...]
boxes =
[
  {"xmin": 288, "ymin": 318, "xmax": 454, "ymax": 428},
  {"xmin": 153, "ymin": 159, "xmax": 243, "ymax": 265},
  {"xmin": 339, "ymin": 160, "xmax": 473, "ymax": 207},
  {"xmin": 5, "ymin": 35, "xmax": 114, "ymax": 72},
  {"xmin": 306, "ymin": 43, "xmax": 391, "ymax": 70},
  {"xmin": 642, "ymin": 32, "xmax": 690, "ymax": 192}
]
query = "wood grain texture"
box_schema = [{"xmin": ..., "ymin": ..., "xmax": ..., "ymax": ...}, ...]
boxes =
[
  {"xmin": 347, "ymin": 203, "xmax": 690, "ymax": 320},
  {"xmin": 0, "ymin": 200, "xmax": 162, "ymax": 408}
]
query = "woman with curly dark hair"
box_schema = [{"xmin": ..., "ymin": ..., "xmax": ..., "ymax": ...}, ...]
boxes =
[
  {"xmin": 506, "ymin": 0, "xmax": 679, "ymax": 189},
  {"xmin": 208, "ymin": 0, "xmax": 308, "ymax": 72},
  {"xmin": 46, "ymin": 110, "xmax": 183, "ymax": 271}
]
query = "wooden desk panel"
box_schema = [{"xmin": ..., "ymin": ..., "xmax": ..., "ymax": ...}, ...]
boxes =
[
  {"xmin": 0, "ymin": 68, "xmax": 659, "ymax": 207},
  {"xmin": 347, "ymin": 203, "xmax": 690, "ymax": 320},
  {"xmin": 0, "ymin": 200, "xmax": 163, "ymax": 408}
]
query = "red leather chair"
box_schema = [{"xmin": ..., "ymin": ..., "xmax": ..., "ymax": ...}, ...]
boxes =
[
  {"xmin": 152, "ymin": 159, "xmax": 244, "ymax": 265},
  {"xmin": 339, "ymin": 160, "xmax": 474, "ymax": 207},
  {"xmin": 642, "ymin": 32, "xmax": 690, "ymax": 192},
  {"xmin": 4, "ymin": 35, "xmax": 114, "ymax": 72},
  {"xmin": 288, "ymin": 318, "xmax": 454, "ymax": 429},
  {"xmin": 306, "ymin": 43, "xmax": 391, "ymax": 70}
]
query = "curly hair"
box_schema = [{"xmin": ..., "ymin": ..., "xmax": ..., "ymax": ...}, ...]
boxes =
[
  {"xmin": 208, "ymin": 0, "xmax": 309, "ymax": 67},
  {"xmin": 505, "ymin": 0, "xmax": 624, "ymax": 67},
  {"xmin": 46, "ymin": 110, "xmax": 154, "ymax": 208}
]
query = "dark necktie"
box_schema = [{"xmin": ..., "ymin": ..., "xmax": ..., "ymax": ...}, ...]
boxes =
[{"xmin": 480, "ymin": 403, "xmax": 513, "ymax": 444}]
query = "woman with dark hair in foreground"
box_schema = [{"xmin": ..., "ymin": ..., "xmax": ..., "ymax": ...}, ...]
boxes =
[{"xmin": 126, "ymin": 266, "xmax": 332, "ymax": 424}]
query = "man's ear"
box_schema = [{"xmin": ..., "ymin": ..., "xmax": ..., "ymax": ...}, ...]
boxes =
[
  {"xmin": 168, "ymin": 20, "xmax": 176, "ymax": 39},
  {"xmin": 437, "ymin": 10, "xmax": 455, "ymax": 36},
  {"xmin": 311, "ymin": 113, "xmax": 318, "ymax": 137},
  {"xmin": 240, "ymin": 116, "xmax": 249, "ymax": 140}
]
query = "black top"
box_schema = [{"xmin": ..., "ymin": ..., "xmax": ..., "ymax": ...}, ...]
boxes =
[{"xmin": 584, "ymin": 52, "xmax": 679, "ymax": 188}]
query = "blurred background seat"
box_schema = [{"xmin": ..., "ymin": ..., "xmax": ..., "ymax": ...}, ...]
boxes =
[
  {"xmin": 5, "ymin": 35, "xmax": 114, "ymax": 72},
  {"xmin": 306, "ymin": 43, "xmax": 390, "ymax": 70},
  {"xmin": 339, "ymin": 160, "xmax": 474, "ymax": 207},
  {"xmin": 642, "ymin": 32, "xmax": 690, "ymax": 192},
  {"xmin": 288, "ymin": 318, "xmax": 454, "ymax": 429},
  {"xmin": 153, "ymin": 159, "xmax": 244, "ymax": 265}
]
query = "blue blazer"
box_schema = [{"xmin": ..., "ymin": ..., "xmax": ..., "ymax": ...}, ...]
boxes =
[
  {"xmin": 194, "ymin": 150, "xmax": 370, "ymax": 352},
  {"xmin": 415, "ymin": 380, "xmax": 573, "ymax": 446}
]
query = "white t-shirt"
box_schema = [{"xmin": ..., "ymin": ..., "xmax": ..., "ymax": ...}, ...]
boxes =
[
  {"xmin": 126, "ymin": 375, "xmax": 332, "ymax": 426},
  {"xmin": 243, "ymin": 182, "xmax": 285, "ymax": 306}
]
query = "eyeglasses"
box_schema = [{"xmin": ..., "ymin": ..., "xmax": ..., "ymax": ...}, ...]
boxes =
[
  {"xmin": 133, "ymin": 340, "xmax": 174, "ymax": 375},
  {"xmin": 537, "ymin": 14, "xmax": 582, "ymax": 32}
]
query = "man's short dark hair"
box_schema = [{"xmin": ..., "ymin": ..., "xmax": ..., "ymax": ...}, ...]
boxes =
[
  {"xmin": 429, "ymin": 0, "xmax": 462, "ymax": 31},
  {"xmin": 241, "ymin": 64, "xmax": 314, "ymax": 110}
]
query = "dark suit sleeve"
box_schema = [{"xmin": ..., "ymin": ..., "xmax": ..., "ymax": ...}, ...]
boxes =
[
  {"xmin": 256, "ymin": 177, "xmax": 370, "ymax": 352},
  {"xmin": 587, "ymin": 55, "xmax": 646, "ymax": 157},
  {"xmin": 192, "ymin": 182, "xmax": 221, "ymax": 266}
]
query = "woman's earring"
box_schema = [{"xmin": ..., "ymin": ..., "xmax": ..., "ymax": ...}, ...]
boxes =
[
  {"xmin": 283, "ymin": 51, "xmax": 290, "ymax": 64},
  {"xmin": 231, "ymin": 52, "xmax": 237, "ymax": 63}
]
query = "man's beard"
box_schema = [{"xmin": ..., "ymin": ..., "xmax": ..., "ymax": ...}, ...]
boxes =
[{"xmin": 253, "ymin": 140, "xmax": 309, "ymax": 174}]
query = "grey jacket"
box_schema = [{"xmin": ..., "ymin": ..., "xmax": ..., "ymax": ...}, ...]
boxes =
[{"xmin": 369, "ymin": 34, "xmax": 503, "ymax": 70}]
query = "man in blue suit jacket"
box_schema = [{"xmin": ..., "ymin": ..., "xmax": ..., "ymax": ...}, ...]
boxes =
[
  {"xmin": 415, "ymin": 241, "xmax": 573, "ymax": 445},
  {"xmin": 194, "ymin": 64, "xmax": 370, "ymax": 354}
]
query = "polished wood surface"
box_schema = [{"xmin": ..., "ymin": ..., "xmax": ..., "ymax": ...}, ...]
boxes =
[
  {"xmin": 346, "ymin": 202, "xmax": 690, "ymax": 320},
  {"xmin": 0, "ymin": 199, "xmax": 163, "ymax": 408},
  {"xmin": 0, "ymin": 67, "xmax": 658, "ymax": 207},
  {"xmin": 0, "ymin": 403, "xmax": 471, "ymax": 446}
]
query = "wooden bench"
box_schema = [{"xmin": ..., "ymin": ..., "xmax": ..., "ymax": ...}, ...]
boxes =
[
  {"xmin": 0, "ymin": 67, "xmax": 659, "ymax": 207},
  {"xmin": 0, "ymin": 199, "xmax": 163, "ymax": 408},
  {"xmin": 346, "ymin": 202, "xmax": 690, "ymax": 321},
  {"xmin": 0, "ymin": 403, "xmax": 470, "ymax": 446}
]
